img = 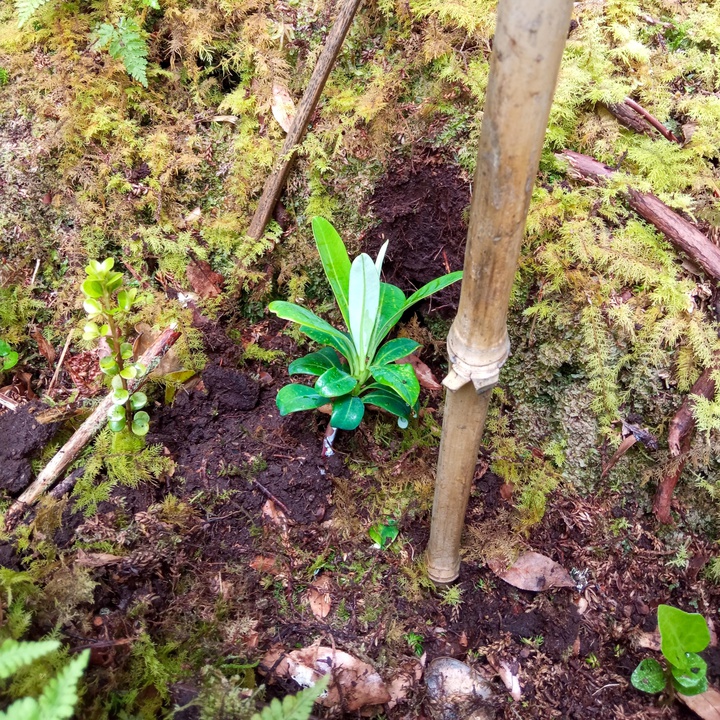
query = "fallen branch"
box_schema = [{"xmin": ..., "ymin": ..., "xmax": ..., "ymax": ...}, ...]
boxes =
[
  {"xmin": 5, "ymin": 325, "xmax": 181, "ymax": 529},
  {"xmin": 622, "ymin": 98, "xmax": 680, "ymax": 143},
  {"xmin": 655, "ymin": 367, "xmax": 716, "ymax": 523},
  {"xmin": 605, "ymin": 102, "xmax": 655, "ymax": 137},
  {"xmin": 561, "ymin": 151, "xmax": 720, "ymax": 280}
]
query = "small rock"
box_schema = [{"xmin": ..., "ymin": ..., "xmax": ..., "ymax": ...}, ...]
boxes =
[{"xmin": 425, "ymin": 657, "xmax": 497, "ymax": 720}]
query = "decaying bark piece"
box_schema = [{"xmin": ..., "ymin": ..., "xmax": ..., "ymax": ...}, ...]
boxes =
[
  {"xmin": 606, "ymin": 102, "xmax": 655, "ymax": 137},
  {"xmin": 561, "ymin": 151, "xmax": 720, "ymax": 281},
  {"xmin": 5, "ymin": 325, "xmax": 181, "ymax": 529},
  {"xmin": 654, "ymin": 368, "xmax": 716, "ymax": 524}
]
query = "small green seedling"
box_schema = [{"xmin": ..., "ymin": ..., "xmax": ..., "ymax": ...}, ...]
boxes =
[
  {"xmin": 270, "ymin": 217, "xmax": 461, "ymax": 432},
  {"xmin": 368, "ymin": 519, "xmax": 399, "ymax": 550},
  {"xmin": 631, "ymin": 604, "xmax": 710, "ymax": 697},
  {"xmin": 81, "ymin": 258, "xmax": 149, "ymax": 436},
  {"xmin": 0, "ymin": 339, "xmax": 18, "ymax": 371}
]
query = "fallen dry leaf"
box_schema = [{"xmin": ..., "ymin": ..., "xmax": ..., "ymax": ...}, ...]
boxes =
[
  {"xmin": 183, "ymin": 207, "xmax": 202, "ymax": 226},
  {"xmin": 32, "ymin": 329, "xmax": 56, "ymax": 365},
  {"xmin": 488, "ymin": 551, "xmax": 575, "ymax": 592},
  {"xmin": 250, "ymin": 555, "xmax": 285, "ymax": 575},
  {"xmin": 497, "ymin": 660, "xmax": 522, "ymax": 701},
  {"xmin": 132, "ymin": 323, "xmax": 186, "ymax": 379},
  {"xmin": 212, "ymin": 114, "xmax": 238, "ymax": 124},
  {"xmin": 306, "ymin": 574, "xmax": 333, "ymax": 619},
  {"xmin": 271, "ymin": 82, "xmax": 296, "ymax": 133},
  {"xmin": 262, "ymin": 499, "xmax": 288, "ymax": 536},
  {"xmin": 260, "ymin": 642, "xmax": 390, "ymax": 711},
  {"xmin": 679, "ymin": 686, "xmax": 720, "ymax": 720},
  {"xmin": 396, "ymin": 353, "xmax": 441, "ymax": 390},
  {"xmin": 75, "ymin": 550, "xmax": 123, "ymax": 568},
  {"xmin": 635, "ymin": 629, "xmax": 661, "ymax": 652},
  {"xmin": 186, "ymin": 260, "xmax": 224, "ymax": 299}
]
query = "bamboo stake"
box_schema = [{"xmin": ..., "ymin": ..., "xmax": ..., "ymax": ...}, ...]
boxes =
[
  {"xmin": 5, "ymin": 325, "xmax": 181, "ymax": 529},
  {"xmin": 246, "ymin": 0, "xmax": 363, "ymax": 240},
  {"xmin": 426, "ymin": 0, "xmax": 573, "ymax": 583}
]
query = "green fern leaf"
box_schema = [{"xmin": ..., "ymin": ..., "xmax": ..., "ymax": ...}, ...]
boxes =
[
  {"xmin": 252, "ymin": 676, "xmax": 329, "ymax": 720},
  {"xmin": 95, "ymin": 17, "xmax": 149, "ymax": 87},
  {"xmin": 0, "ymin": 639, "xmax": 60, "ymax": 680},
  {"xmin": 0, "ymin": 696, "xmax": 41, "ymax": 720},
  {"xmin": 37, "ymin": 650, "xmax": 90, "ymax": 720},
  {"xmin": 15, "ymin": 0, "xmax": 51, "ymax": 27}
]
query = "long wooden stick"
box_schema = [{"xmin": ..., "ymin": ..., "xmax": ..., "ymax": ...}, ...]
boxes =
[
  {"xmin": 5, "ymin": 325, "xmax": 181, "ymax": 529},
  {"xmin": 246, "ymin": 0, "xmax": 363, "ymax": 240},
  {"xmin": 561, "ymin": 151, "xmax": 720, "ymax": 280}
]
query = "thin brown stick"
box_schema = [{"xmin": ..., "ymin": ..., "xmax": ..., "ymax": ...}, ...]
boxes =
[
  {"xmin": 667, "ymin": 366, "xmax": 716, "ymax": 457},
  {"xmin": 246, "ymin": 0, "xmax": 363, "ymax": 240},
  {"xmin": 5, "ymin": 325, "xmax": 181, "ymax": 529},
  {"xmin": 623, "ymin": 98, "xmax": 680, "ymax": 143},
  {"xmin": 253, "ymin": 480, "xmax": 292, "ymax": 517},
  {"xmin": 47, "ymin": 329, "xmax": 74, "ymax": 395},
  {"xmin": 561, "ymin": 151, "xmax": 720, "ymax": 280}
]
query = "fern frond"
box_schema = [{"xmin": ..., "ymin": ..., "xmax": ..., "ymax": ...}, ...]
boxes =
[
  {"xmin": 0, "ymin": 639, "xmax": 59, "ymax": 680},
  {"xmin": 251, "ymin": 676, "xmax": 329, "ymax": 720},
  {"xmin": 37, "ymin": 650, "xmax": 90, "ymax": 720},
  {"xmin": 95, "ymin": 17, "xmax": 149, "ymax": 87},
  {"xmin": 15, "ymin": 0, "xmax": 51, "ymax": 27},
  {"xmin": 0, "ymin": 696, "xmax": 40, "ymax": 720}
]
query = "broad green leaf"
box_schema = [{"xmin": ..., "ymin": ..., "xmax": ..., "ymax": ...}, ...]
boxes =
[
  {"xmin": 0, "ymin": 340, "xmax": 11, "ymax": 355},
  {"xmin": 369, "ymin": 283, "xmax": 406, "ymax": 352},
  {"xmin": 108, "ymin": 406, "xmax": 125, "ymax": 422},
  {"xmin": 314, "ymin": 367, "xmax": 357, "ymax": 398},
  {"xmin": 0, "ymin": 639, "xmax": 60, "ymax": 680},
  {"xmin": 117, "ymin": 289, "xmax": 136, "ymax": 312},
  {"xmin": 130, "ymin": 392, "xmax": 147, "ymax": 410},
  {"xmin": 83, "ymin": 298, "xmax": 103, "ymax": 316},
  {"xmin": 81, "ymin": 279, "xmax": 103, "ymax": 298},
  {"xmin": 658, "ymin": 604, "xmax": 710, "ymax": 670},
  {"xmin": 120, "ymin": 343, "xmax": 134, "ymax": 360},
  {"xmin": 109, "ymin": 418, "xmax": 126, "ymax": 432},
  {"xmin": 37, "ymin": 649, "xmax": 89, "ymax": 720},
  {"xmin": 330, "ymin": 395, "xmax": 364, "ymax": 430},
  {"xmin": 630, "ymin": 658, "xmax": 665, "ymax": 694},
  {"xmin": 312, "ymin": 217, "xmax": 352, "ymax": 327},
  {"xmin": 111, "ymin": 374, "xmax": 124, "ymax": 390},
  {"xmin": 671, "ymin": 653, "xmax": 707, "ymax": 695},
  {"xmin": 276, "ymin": 384, "xmax": 327, "ymax": 416},
  {"xmin": 297, "ymin": 326, "xmax": 353, "ymax": 367},
  {"xmin": 288, "ymin": 348, "xmax": 342, "ymax": 376},
  {"xmin": 369, "ymin": 363, "xmax": 420, "ymax": 407},
  {"xmin": 106, "ymin": 272, "xmax": 124, "ymax": 293},
  {"xmin": 373, "ymin": 338, "xmax": 421, "ymax": 366},
  {"xmin": 2, "ymin": 351, "xmax": 18, "ymax": 370},
  {"xmin": 348, "ymin": 254, "xmax": 380, "ymax": 361},
  {"xmin": 83, "ymin": 322, "xmax": 100, "ymax": 341},
  {"xmin": 119, "ymin": 365, "xmax": 137, "ymax": 380},
  {"xmin": 362, "ymin": 388, "xmax": 411, "ymax": 420},
  {"xmin": 368, "ymin": 519, "xmax": 399, "ymax": 549},
  {"xmin": 99, "ymin": 356, "xmax": 118, "ymax": 375},
  {"xmin": 112, "ymin": 388, "xmax": 129, "ymax": 405},
  {"xmin": 269, "ymin": 301, "xmax": 356, "ymax": 362},
  {"xmin": 100, "ymin": 258, "xmax": 114, "ymax": 273},
  {"xmin": 132, "ymin": 411, "xmax": 150, "ymax": 436}
]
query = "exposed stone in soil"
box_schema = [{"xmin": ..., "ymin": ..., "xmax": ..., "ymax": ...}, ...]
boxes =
[
  {"xmin": 0, "ymin": 403, "xmax": 60, "ymax": 495},
  {"xmin": 363, "ymin": 150, "xmax": 470, "ymax": 316}
]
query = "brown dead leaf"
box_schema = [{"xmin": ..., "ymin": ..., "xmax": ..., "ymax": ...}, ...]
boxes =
[
  {"xmin": 500, "ymin": 482, "xmax": 514, "ymax": 501},
  {"xmin": 396, "ymin": 353, "xmax": 441, "ymax": 390},
  {"xmin": 132, "ymin": 323, "xmax": 186, "ymax": 378},
  {"xmin": 250, "ymin": 555, "xmax": 285, "ymax": 575},
  {"xmin": 32, "ymin": 329, "xmax": 56, "ymax": 365},
  {"xmin": 679, "ymin": 686, "xmax": 720, "ymax": 720},
  {"xmin": 271, "ymin": 82, "xmax": 296, "ymax": 133},
  {"xmin": 306, "ymin": 574, "xmax": 332, "ymax": 619},
  {"xmin": 75, "ymin": 550, "xmax": 123, "ymax": 568},
  {"xmin": 262, "ymin": 499, "xmax": 288, "ymax": 536},
  {"xmin": 497, "ymin": 660, "xmax": 522, "ymax": 701},
  {"xmin": 386, "ymin": 657, "xmax": 424, "ymax": 710},
  {"xmin": 212, "ymin": 114, "xmax": 238, "ymax": 124},
  {"xmin": 186, "ymin": 260, "xmax": 224, "ymax": 299},
  {"xmin": 488, "ymin": 551, "xmax": 575, "ymax": 592},
  {"xmin": 260, "ymin": 642, "xmax": 390, "ymax": 711}
]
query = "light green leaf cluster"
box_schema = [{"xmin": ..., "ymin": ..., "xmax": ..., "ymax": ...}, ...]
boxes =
[
  {"xmin": 14, "ymin": 0, "xmax": 51, "ymax": 27},
  {"xmin": 94, "ymin": 17, "xmax": 149, "ymax": 87},
  {"xmin": 251, "ymin": 675, "xmax": 329, "ymax": 720}
]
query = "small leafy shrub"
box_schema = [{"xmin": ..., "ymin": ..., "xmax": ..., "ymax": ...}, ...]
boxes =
[
  {"xmin": 0, "ymin": 638, "xmax": 89, "ymax": 720},
  {"xmin": 631, "ymin": 604, "xmax": 710, "ymax": 697},
  {"xmin": 81, "ymin": 258, "xmax": 149, "ymax": 437},
  {"xmin": 269, "ymin": 218, "xmax": 461, "ymax": 431},
  {"xmin": 0, "ymin": 340, "xmax": 18, "ymax": 371}
]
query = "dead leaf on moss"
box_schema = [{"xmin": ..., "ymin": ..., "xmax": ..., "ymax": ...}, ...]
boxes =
[
  {"xmin": 271, "ymin": 82, "xmax": 296, "ymax": 133},
  {"xmin": 678, "ymin": 686, "xmax": 720, "ymax": 720},
  {"xmin": 306, "ymin": 574, "xmax": 332, "ymax": 619},
  {"xmin": 75, "ymin": 550, "xmax": 123, "ymax": 568},
  {"xmin": 186, "ymin": 259, "xmax": 224, "ymax": 299},
  {"xmin": 262, "ymin": 499, "xmax": 288, "ymax": 536},
  {"xmin": 250, "ymin": 555, "xmax": 285, "ymax": 575},
  {"xmin": 488, "ymin": 551, "xmax": 575, "ymax": 592},
  {"xmin": 31, "ymin": 329, "xmax": 55, "ymax": 365},
  {"xmin": 260, "ymin": 642, "xmax": 390, "ymax": 711},
  {"xmin": 396, "ymin": 353, "xmax": 441, "ymax": 390},
  {"xmin": 133, "ymin": 323, "xmax": 186, "ymax": 379}
]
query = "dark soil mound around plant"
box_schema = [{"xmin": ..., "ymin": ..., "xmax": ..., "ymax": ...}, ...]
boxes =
[
  {"xmin": 363, "ymin": 151, "xmax": 470, "ymax": 316},
  {"xmin": 0, "ymin": 403, "xmax": 60, "ymax": 495}
]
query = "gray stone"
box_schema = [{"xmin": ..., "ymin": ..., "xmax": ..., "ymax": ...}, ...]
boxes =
[{"xmin": 425, "ymin": 657, "xmax": 497, "ymax": 720}]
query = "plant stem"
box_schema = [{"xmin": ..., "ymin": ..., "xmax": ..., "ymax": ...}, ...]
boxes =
[{"xmin": 104, "ymin": 305, "xmax": 132, "ymax": 427}]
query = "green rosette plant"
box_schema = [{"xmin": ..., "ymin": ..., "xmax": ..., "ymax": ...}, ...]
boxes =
[
  {"xmin": 631, "ymin": 604, "xmax": 710, "ymax": 697},
  {"xmin": 269, "ymin": 217, "xmax": 462, "ymax": 432},
  {"xmin": 0, "ymin": 339, "xmax": 18, "ymax": 372},
  {"xmin": 81, "ymin": 258, "xmax": 149, "ymax": 436}
]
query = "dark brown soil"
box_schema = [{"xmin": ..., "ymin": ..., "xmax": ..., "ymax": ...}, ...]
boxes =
[
  {"xmin": 0, "ymin": 403, "xmax": 60, "ymax": 494},
  {"xmin": 363, "ymin": 150, "xmax": 470, "ymax": 316}
]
